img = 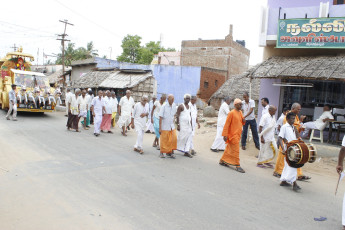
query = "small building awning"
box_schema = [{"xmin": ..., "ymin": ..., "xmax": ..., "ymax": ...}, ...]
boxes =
[
  {"xmin": 11, "ymin": 69, "xmax": 46, "ymax": 77},
  {"xmin": 249, "ymin": 55, "xmax": 345, "ymax": 80}
]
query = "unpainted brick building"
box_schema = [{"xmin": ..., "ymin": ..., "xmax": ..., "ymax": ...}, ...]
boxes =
[
  {"xmin": 199, "ymin": 67, "xmax": 227, "ymax": 101},
  {"xmin": 181, "ymin": 25, "xmax": 250, "ymax": 80}
]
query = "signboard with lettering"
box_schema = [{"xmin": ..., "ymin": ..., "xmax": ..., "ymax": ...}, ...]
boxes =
[{"xmin": 277, "ymin": 18, "xmax": 345, "ymax": 48}]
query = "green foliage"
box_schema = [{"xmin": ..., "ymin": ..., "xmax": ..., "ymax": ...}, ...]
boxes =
[
  {"xmin": 55, "ymin": 41, "xmax": 98, "ymax": 66},
  {"xmin": 117, "ymin": 34, "xmax": 176, "ymax": 65}
]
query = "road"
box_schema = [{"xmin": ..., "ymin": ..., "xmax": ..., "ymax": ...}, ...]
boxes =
[{"xmin": 0, "ymin": 111, "xmax": 343, "ymax": 230}]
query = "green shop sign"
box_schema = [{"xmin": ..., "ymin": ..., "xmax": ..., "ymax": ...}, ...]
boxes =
[{"xmin": 277, "ymin": 18, "xmax": 345, "ymax": 48}]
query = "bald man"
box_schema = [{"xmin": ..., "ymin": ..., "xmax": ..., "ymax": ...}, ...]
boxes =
[
  {"xmin": 132, "ymin": 96, "xmax": 149, "ymax": 154},
  {"xmin": 118, "ymin": 90, "xmax": 135, "ymax": 136},
  {"xmin": 176, "ymin": 94, "xmax": 193, "ymax": 158},
  {"xmin": 257, "ymin": 105, "xmax": 278, "ymax": 168}
]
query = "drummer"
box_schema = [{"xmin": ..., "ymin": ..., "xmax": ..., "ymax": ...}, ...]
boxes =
[{"xmin": 278, "ymin": 112, "xmax": 301, "ymax": 191}]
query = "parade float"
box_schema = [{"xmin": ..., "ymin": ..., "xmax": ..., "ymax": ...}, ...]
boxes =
[{"xmin": 0, "ymin": 48, "xmax": 61, "ymax": 112}]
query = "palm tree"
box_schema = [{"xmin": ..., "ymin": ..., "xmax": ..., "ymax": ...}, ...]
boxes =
[{"xmin": 86, "ymin": 41, "xmax": 98, "ymax": 57}]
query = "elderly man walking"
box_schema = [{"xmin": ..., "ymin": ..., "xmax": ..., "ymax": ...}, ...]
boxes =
[
  {"xmin": 145, "ymin": 95, "xmax": 156, "ymax": 133},
  {"xmin": 219, "ymin": 98, "xmax": 246, "ymax": 173},
  {"xmin": 189, "ymin": 95, "xmax": 200, "ymax": 155},
  {"xmin": 211, "ymin": 97, "xmax": 231, "ymax": 152},
  {"xmin": 92, "ymin": 90, "xmax": 105, "ymax": 137},
  {"xmin": 177, "ymin": 94, "xmax": 193, "ymax": 158},
  {"xmin": 132, "ymin": 96, "xmax": 149, "ymax": 154},
  {"xmin": 67, "ymin": 89, "xmax": 81, "ymax": 132},
  {"xmin": 159, "ymin": 94, "xmax": 177, "ymax": 158},
  {"xmin": 100, "ymin": 90, "xmax": 113, "ymax": 133},
  {"xmin": 6, "ymin": 84, "xmax": 17, "ymax": 121},
  {"xmin": 257, "ymin": 105, "xmax": 277, "ymax": 168},
  {"xmin": 241, "ymin": 92, "xmax": 260, "ymax": 150},
  {"xmin": 118, "ymin": 90, "xmax": 135, "ymax": 136},
  {"xmin": 151, "ymin": 94, "xmax": 167, "ymax": 150},
  {"xmin": 65, "ymin": 88, "xmax": 73, "ymax": 117}
]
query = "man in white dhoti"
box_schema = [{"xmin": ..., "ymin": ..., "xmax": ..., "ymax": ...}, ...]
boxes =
[
  {"xmin": 145, "ymin": 95, "xmax": 156, "ymax": 133},
  {"xmin": 78, "ymin": 89, "xmax": 89, "ymax": 130},
  {"xmin": 189, "ymin": 95, "xmax": 200, "ymax": 155},
  {"xmin": 6, "ymin": 84, "xmax": 17, "ymax": 121},
  {"xmin": 211, "ymin": 97, "xmax": 231, "ymax": 152},
  {"xmin": 151, "ymin": 94, "xmax": 167, "ymax": 150},
  {"xmin": 65, "ymin": 88, "xmax": 73, "ymax": 117},
  {"xmin": 132, "ymin": 96, "xmax": 149, "ymax": 154},
  {"xmin": 278, "ymin": 112, "xmax": 301, "ymax": 191},
  {"xmin": 177, "ymin": 94, "xmax": 193, "ymax": 158},
  {"xmin": 336, "ymin": 136, "xmax": 345, "ymax": 230},
  {"xmin": 91, "ymin": 90, "xmax": 105, "ymax": 137},
  {"xmin": 257, "ymin": 105, "xmax": 277, "ymax": 168},
  {"xmin": 118, "ymin": 90, "xmax": 135, "ymax": 136}
]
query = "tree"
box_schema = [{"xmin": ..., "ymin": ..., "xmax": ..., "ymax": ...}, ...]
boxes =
[
  {"xmin": 55, "ymin": 41, "xmax": 99, "ymax": 66},
  {"xmin": 117, "ymin": 35, "xmax": 142, "ymax": 63},
  {"xmin": 138, "ymin": 48, "xmax": 154, "ymax": 64}
]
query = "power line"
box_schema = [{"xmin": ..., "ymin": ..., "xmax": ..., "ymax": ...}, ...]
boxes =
[
  {"xmin": 0, "ymin": 20, "xmax": 55, "ymax": 35},
  {"xmin": 53, "ymin": 0, "xmax": 122, "ymax": 38}
]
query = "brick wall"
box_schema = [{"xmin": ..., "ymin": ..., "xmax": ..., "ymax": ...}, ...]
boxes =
[{"xmin": 199, "ymin": 68, "xmax": 226, "ymax": 101}]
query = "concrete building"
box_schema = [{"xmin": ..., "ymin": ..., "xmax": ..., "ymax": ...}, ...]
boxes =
[
  {"xmin": 181, "ymin": 25, "xmax": 250, "ymax": 79},
  {"xmin": 257, "ymin": 0, "xmax": 345, "ymax": 130},
  {"xmin": 158, "ymin": 52, "xmax": 181, "ymax": 65}
]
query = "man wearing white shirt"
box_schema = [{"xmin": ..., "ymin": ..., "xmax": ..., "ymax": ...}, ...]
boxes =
[
  {"xmin": 110, "ymin": 91, "xmax": 118, "ymax": 128},
  {"xmin": 91, "ymin": 90, "xmax": 105, "ymax": 137},
  {"xmin": 78, "ymin": 89, "xmax": 89, "ymax": 130},
  {"xmin": 6, "ymin": 84, "xmax": 17, "ymax": 121},
  {"xmin": 151, "ymin": 94, "xmax": 167, "ymax": 150},
  {"xmin": 188, "ymin": 95, "xmax": 200, "ymax": 155},
  {"xmin": 145, "ymin": 95, "xmax": 156, "ymax": 133},
  {"xmin": 118, "ymin": 90, "xmax": 135, "ymax": 136},
  {"xmin": 100, "ymin": 90, "xmax": 113, "ymax": 133},
  {"xmin": 260, "ymin": 97, "xmax": 269, "ymax": 122},
  {"xmin": 302, "ymin": 105, "xmax": 334, "ymax": 138},
  {"xmin": 211, "ymin": 97, "xmax": 231, "ymax": 152},
  {"xmin": 257, "ymin": 105, "xmax": 277, "ymax": 168},
  {"xmin": 276, "ymin": 107, "xmax": 289, "ymax": 133},
  {"xmin": 336, "ymin": 135, "xmax": 345, "ymax": 230},
  {"xmin": 241, "ymin": 92, "xmax": 260, "ymax": 150},
  {"xmin": 65, "ymin": 88, "xmax": 73, "ymax": 117},
  {"xmin": 278, "ymin": 112, "xmax": 301, "ymax": 191},
  {"xmin": 132, "ymin": 96, "xmax": 149, "ymax": 154}
]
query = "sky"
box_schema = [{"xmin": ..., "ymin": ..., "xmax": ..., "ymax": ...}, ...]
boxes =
[{"xmin": 0, "ymin": 0, "xmax": 266, "ymax": 66}]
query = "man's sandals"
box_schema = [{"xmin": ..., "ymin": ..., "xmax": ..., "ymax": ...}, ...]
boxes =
[
  {"xmin": 184, "ymin": 152, "xmax": 193, "ymax": 158},
  {"xmin": 134, "ymin": 148, "xmax": 144, "ymax": 154},
  {"xmin": 273, "ymin": 172, "xmax": 281, "ymax": 178},
  {"xmin": 121, "ymin": 131, "xmax": 127, "ymax": 136},
  {"xmin": 297, "ymin": 175, "xmax": 311, "ymax": 181},
  {"xmin": 219, "ymin": 161, "xmax": 245, "ymax": 173}
]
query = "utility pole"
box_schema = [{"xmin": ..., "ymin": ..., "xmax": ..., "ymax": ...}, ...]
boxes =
[{"xmin": 57, "ymin": 19, "xmax": 73, "ymax": 91}]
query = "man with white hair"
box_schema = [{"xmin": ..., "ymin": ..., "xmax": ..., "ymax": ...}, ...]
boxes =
[
  {"xmin": 67, "ymin": 88, "xmax": 81, "ymax": 132},
  {"xmin": 100, "ymin": 90, "xmax": 113, "ymax": 133},
  {"xmin": 118, "ymin": 90, "xmax": 135, "ymax": 136},
  {"xmin": 189, "ymin": 95, "xmax": 200, "ymax": 155},
  {"xmin": 159, "ymin": 94, "xmax": 177, "ymax": 158},
  {"xmin": 145, "ymin": 95, "xmax": 157, "ymax": 133},
  {"xmin": 176, "ymin": 94, "xmax": 193, "ymax": 158},
  {"xmin": 92, "ymin": 90, "xmax": 105, "ymax": 137},
  {"xmin": 211, "ymin": 96, "xmax": 231, "ymax": 152},
  {"xmin": 132, "ymin": 96, "xmax": 149, "ymax": 154},
  {"xmin": 78, "ymin": 89, "xmax": 89, "ymax": 130}
]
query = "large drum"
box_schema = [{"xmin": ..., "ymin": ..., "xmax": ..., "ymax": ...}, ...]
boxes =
[{"xmin": 285, "ymin": 140, "xmax": 317, "ymax": 168}]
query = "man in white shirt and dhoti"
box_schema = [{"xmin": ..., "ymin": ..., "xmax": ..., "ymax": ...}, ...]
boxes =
[
  {"xmin": 132, "ymin": 96, "xmax": 149, "ymax": 154},
  {"xmin": 92, "ymin": 90, "xmax": 105, "ymax": 137},
  {"xmin": 257, "ymin": 105, "xmax": 277, "ymax": 168},
  {"xmin": 118, "ymin": 90, "xmax": 135, "ymax": 136},
  {"xmin": 211, "ymin": 97, "xmax": 231, "ymax": 152},
  {"xmin": 278, "ymin": 112, "xmax": 301, "ymax": 191},
  {"xmin": 177, "ymin": 94, "xmax": 193, "ymax": 158},
  {"xmin": 145, "ymin": 95, "xmax": 156, "ymax": 133},
  {"xmin": 151, "ymin": 94, "xmax": 167, "ymax": 150},
  {"xmin": 67, "ymin": 89, "xmax": 81, "ymax": 132},
  {"xmin": 65, "ymin": 88, "xmax": 73, "ymax": 117},
  {"xmin": 78, "ymin": 89, "xmax": 89, "ymax": 130},
  {"xmin": 100, "ymin": 90, "xmax": 113, "ymax": 133},
  {"xmin": 189, "ymin": 95, "xmax": 200, "ymax": 155}
]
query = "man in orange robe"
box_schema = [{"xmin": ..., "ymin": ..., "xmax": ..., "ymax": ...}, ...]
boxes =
[
  {"xmin": 273, "ymin": 102, "xmax": 311, "ymax": 180},
  {"xmin": 219, "ymin": 98, "xmax": 246, "ymax": 173}
]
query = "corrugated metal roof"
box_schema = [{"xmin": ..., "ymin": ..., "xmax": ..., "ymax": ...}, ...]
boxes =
[{"xmin": 99, "ymin": 71, "xmax": 153, "ymax": 89}]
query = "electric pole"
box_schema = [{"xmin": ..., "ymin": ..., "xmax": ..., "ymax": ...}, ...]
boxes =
[
  {"xmin": 10, "ymin": 44, "xmax": 18, "ymax": 52},
  {"xmin": 57, "ymin": 19, "xmax": 73, "ymax": 91}
]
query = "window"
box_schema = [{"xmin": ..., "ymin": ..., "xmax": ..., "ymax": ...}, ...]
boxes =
[
  {"xmin": 204, "ymin": 81, "xmax": 209, "ymax": 89},
  {"xmin": 215, "ymin": 80, "xmax": 218, "ymax": 87},
  {"xmin": 334, "ymin": 0, "xmax": 345, "ymax": 4}
]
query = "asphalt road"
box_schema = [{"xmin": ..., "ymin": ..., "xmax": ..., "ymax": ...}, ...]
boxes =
[{"xmin": 0, "ymin": 111, "xmax": 343, "ymax": 230}]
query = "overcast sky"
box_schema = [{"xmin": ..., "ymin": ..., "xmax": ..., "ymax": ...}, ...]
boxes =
[{"xmin": 0, "ymin": 0, "xmax": 266, "ymax": 66}]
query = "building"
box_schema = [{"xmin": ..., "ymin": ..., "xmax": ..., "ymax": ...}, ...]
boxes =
[
  {"xmin": 158, "ymin": 52, "xmax": 181, "ymax": 65},
  {"xmin": 199, "ymin": 67, "xmax": 227, "ymax": 101},
  {"xmin": 257, "ymin": 0, "xmax": 345, "ymax": 122},
  {"xmin": 72, "ymin": 69, "xmax": 156, "ymax": 102},
  {"xmin": 181, "ymin": 25, "xmax": 250, "ymax": 79}
]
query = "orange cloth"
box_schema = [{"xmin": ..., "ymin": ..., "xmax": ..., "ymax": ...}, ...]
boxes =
[
  {"xmin": 160, "ymin": 130, "xmax": 177, "ymax": 153},
  {"xmin": 274, "ymin": 114, "xmax": 303, "ymax": 176},
  {"xmin": 220, "ymin": 109, "xmax": 245, "ymax": 166}
]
